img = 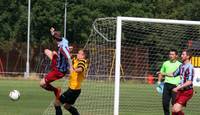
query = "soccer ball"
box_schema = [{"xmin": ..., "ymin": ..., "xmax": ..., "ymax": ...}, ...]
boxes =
[{"xmin": 9, "ymin": 90, "xmax": 20, "ymax": 101}]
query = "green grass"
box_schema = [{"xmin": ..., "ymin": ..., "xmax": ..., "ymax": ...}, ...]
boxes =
[
  {"xmin": 0, "ymin": 79, "xmax": 200, "ymax": 115},
  {"xmin": 0, "ymin": 79, "xmax": 56, "ymax": 115}
]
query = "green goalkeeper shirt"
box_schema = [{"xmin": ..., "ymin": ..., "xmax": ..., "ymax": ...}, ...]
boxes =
[{"xmin": 160, "ymin": 60, "xmax": 182, "ymax": 85}]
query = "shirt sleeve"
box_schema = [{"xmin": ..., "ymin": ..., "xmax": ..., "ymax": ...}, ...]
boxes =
[
  {"xmin": 173, "ymin": 65, "xmax": 181, "ymax": 77},
  {"xmin": 77, "ymin": 60, "xmax": 86, "ymax": 72},
  {"xmin": 188, "ymin": 65, "xmax": 194, "ymax": 81},
  {"xmin": 160, "ymin": 63, "xmax": 165, "ymax": 73}
]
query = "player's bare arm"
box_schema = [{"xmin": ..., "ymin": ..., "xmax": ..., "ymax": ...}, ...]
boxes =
[
  {"xmin": 157, "ymin": 73, "xmax": 163, "ymax": 84},
  {"xmin": 71, "ymin": 67, "xmax": 83, "ymax": 73},
  {"xmin": 172, "ymin": 81, "xmax": 193, "ymax": 93}
]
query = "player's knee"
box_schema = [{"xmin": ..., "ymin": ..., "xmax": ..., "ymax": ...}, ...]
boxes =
[
  {"xmin": 64, "ymin": 103, "xmax": 71, "ymax": 110},
  {"xmin": 39, "ymin": 79, "xmax": 46, "ymax": 87},
  {"xmin": 44, "ymin": 49, "xmax": 51, "ymax": 54},
  {"xmin": 172, "ymin": 104, "xmax": 182, "ymax": 112},
  {"xmin": 54, "ymin": 100, "xmax": 61, "ymax": 107}
]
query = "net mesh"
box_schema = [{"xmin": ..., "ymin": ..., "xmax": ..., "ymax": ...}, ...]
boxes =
[
  {"xmin": 85, "ymin": 17, "xmax": 200, "ymax": 115},
  {"xmin": 43, "ymin": 17, "xmax": 200, "ymax": 115}
]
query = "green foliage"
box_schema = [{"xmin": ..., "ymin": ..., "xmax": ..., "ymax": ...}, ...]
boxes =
[{"xmin": 1, "ymin": 0, "xmax": 200, "ymax": 46}]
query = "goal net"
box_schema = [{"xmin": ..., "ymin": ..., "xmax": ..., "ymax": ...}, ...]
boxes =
[
  {"xmin": 84, "ymin": 17, "xmax": 200, "ymax": 115},
  {"xmin": 43, "ymin": 17, "xmax": 200, "ymax": 115}
]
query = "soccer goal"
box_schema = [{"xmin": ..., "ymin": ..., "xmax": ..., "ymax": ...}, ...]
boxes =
[{"xmin": 83, "ymin": 17, "xmax": 200, "ymax": 115}]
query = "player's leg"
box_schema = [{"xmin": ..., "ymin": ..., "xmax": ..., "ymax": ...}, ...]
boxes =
[
  {"xmin": 59, "ymin": 88, "xmax": 81, "ymax": 115},
  {"xmin": 54, "ymin": 99, "xmax": 63, "ymax": 115},
  {"xmin": 39, "ymin": 70, "xmax": 64, "ymax": 93},
  {"xmin": 44, "ymin": 49, "xmax": 53, "ymax": 60},
  {"xmin": 39, "ymin": 76, "xmax": 57, "ymax": 92},
  {"xmin": 172, "ymin": 89, "xmax": 194, "ymax": 115},
  {"xmin": 44, "ymin": 49, "xmax": 58, "ymax": 60},
  {"xmin": 64, "ymin": 103, "xmax": 79, "ymax": 115},
  {"xmin": 171, "ymin": 86, "xmax": 177, "ymax": 105},
  {"xmin": 172, "ymin": 103, "xmax": 184, "ymax": 115},
  {"xmin": 162, "ymin": 83, "xmax": 171, "ymax": 115}
]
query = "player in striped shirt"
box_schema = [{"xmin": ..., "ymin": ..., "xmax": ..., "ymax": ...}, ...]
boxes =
[
  {"xmin": 160, "ymin": 49, "xmax": 194, "ymax": 115},
  {"xmin": 40, "ymin": 27, "xmax": 72, "ymax": 99}
]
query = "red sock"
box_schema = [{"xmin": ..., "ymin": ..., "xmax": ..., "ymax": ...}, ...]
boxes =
[
  {"xmin": 44, "ymin": 84, "xmax": 56, "ymax": 92},
  {"xmin": 172, "ymin": 112, "xmax": 177, "ymax": 115},
  {"xmin": 180, "ymin": 111, "xmax": 184, "ymax": 115},
  {"xmin": 172, "ymin": 111, "xmax": 184, "ymax": 115}
]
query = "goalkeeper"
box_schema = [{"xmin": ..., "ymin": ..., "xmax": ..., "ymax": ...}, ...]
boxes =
[
  {"xmin": 157, "ymin": 49, "xmax": 181, "ymax": 115},
  {"xmin": 159, "ymin": 49, "xmax": 194, "ymax": 115}
]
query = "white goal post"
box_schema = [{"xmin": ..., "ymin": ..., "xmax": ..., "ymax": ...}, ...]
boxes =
[{"xmin": 114, "ymin": 16, "xmax": 200, "ymax": 115}]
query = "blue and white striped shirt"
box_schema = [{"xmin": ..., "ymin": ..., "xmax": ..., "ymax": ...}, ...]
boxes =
[
  {"xmin": 56, "ymin": 37, "xmax": 72, "ymax": 73},
  {"xmin": 173, "ymin": 63, "xmax": 194, "ymax": 89}
]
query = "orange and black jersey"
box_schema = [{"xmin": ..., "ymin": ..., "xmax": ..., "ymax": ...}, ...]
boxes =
[{"xmin": 68, "ymin": 58, "xmax": 88, "ymax": 90}]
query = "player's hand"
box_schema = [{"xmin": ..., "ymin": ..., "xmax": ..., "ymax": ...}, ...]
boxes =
[
  {"xmin": 157, "ymin": 81, "xmax": 161, "ymax": 86},
  {"xmin": 156, "ymin": 82, "xmax": 164, "ymax": 94},
  {"xmin": 172, "ymin": 87, "xmax": 180, "ymax": 93}
]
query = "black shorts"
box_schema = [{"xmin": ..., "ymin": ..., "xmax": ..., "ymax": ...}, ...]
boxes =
[{"xmin": 59, "ymin": 88, "xmax": 81, "ymax": 105}]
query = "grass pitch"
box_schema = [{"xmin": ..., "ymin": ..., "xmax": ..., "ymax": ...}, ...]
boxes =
[{"xmin": 0, "ymin": 79, "xmax": 199, "ymax": 115}]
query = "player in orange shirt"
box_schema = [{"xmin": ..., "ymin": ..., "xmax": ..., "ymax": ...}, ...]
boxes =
[{"xmin": 54, "ymin": 49, "xmax": 89, "ymax": 115}]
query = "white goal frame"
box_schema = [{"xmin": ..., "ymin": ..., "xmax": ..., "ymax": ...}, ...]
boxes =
[{"xmin": 114, "ymin": 16, "xmax": 200, "ymax": 115}]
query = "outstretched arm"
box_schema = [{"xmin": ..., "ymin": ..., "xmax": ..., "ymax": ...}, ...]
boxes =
[{"xmin": 173, "ymin": 81, "xmax": 192, "ymax": 92}]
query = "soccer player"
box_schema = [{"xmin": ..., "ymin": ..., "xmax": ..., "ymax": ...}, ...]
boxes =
[
  {"xmin": 54, "ymin": 49, "xmax": 89, "ymax": 115},
  {"xmin": 40, "ymin": 27, "xmax": 72, "ymax": 99},
  {"xmin": 159, "ymin": 49, "xmax": 194, "ymax": 115},
  {"xmin": 157, "ymin": 49, "xmax": 182, "ymax": 115}
]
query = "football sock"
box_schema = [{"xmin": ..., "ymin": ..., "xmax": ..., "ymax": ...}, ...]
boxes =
[
  {"xmin": 67, "ymin": 106, "xmax": 80, "ymax": 115},
  {"xmin": 44, "ymin": 84, "xmax": 56, "ymax": 91},
  {"xmin": 172, "ymin": 111, "xmax": 184, "ymax": 115},
  {"xmin": 180, "ymin": 111, "xmax": 184, "ymax": 115},
  {"xmin": 55, "ymin": 106, "xmax": 62, "ymax": 115}
]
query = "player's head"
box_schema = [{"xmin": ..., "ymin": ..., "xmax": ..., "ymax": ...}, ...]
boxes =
[
  {"xmin": 53, "ymin": 31, "xmax": 62, "ymax": 42},
  {"xmin": 77, "ymin": 49, "xmax": 89, "ymax": 60},
  {"xmin": 181, "ymin": 49, "xmax": 192, "ymax": 62},
  {"xmin": 169, "ymin": 49, "xmax": 178, "ymax": 61}
]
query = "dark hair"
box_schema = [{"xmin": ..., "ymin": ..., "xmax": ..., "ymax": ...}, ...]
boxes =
[
  {"xmin": 169, "ymin": 49, "xmax": 178, "ymax": 55},
  {"xmin": 82, "ymin": 49, "xmax": 90, "ymax": 60},
  {"xmin": 183, "ymin": 49, "xmax": 192, "ymax": 59},
  {"xmin": 53, "ymin": 31, "xmax": 62, "ymax": 41}
]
